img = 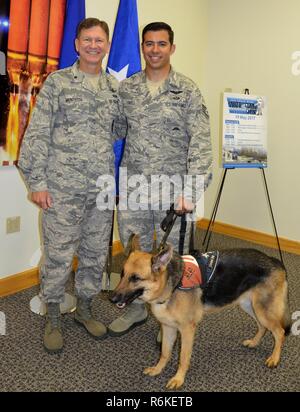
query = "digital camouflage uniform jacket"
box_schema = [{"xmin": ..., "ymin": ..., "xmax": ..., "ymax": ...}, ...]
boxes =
[
  {"xmin": 18, "ymin": 61, "xmax": 122, "ymax": 195},
  {"xmin": 119, "ymin": 68, "xmax": 213, "ymax": 201}
]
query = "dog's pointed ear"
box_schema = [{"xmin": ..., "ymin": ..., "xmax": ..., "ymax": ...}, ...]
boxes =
[
  {"xmin": 124, "ymin": 234, "xmax": 141, "ymax": 257},
  {"xmin": 151, "ymin": 244, "xmax": 173, "ymax": 272}
]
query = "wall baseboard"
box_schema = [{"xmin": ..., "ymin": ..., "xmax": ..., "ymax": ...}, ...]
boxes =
[
  {"xmin": 0, "ymin": 240, "xmax": 124, "ymax": 298},
  {"xmin": 197, "ymin": 218, "xmax": 300, "ymax": 255},
  {"xmin": 0, "ymin": 268, "xmax": 39, "ymax": 298},
  {"xmin": 1, "ymin": 225, "xmax": 299, "ymax": 299}
]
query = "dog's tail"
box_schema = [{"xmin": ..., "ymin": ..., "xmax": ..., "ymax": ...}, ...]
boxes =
[
  {"xmin": 283, "ymin": 307, "xmax": 292, "ymax": 336},
  {"xmin": 272, "ymin": 262, "xmax": 291, "ymax": 336},
  {"xmin": 282, "ymin": 278, "xmax": 291, "ymax": 336}
]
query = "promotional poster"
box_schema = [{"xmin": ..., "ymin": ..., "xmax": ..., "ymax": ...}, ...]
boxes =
[{"xmin": 222, "ymin": 92, "xmax": 267, "ymax": 168}]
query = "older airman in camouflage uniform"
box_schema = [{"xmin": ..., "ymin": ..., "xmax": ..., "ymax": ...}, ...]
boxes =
[
  {"xmin": 19, "ymin": 18, "xmax": 121, "ymax": 352},
  {"xmin": 108, "ymin": 22, "xmax": 213, "ymax": 337}
]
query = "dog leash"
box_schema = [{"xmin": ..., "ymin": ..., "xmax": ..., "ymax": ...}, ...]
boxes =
[
  {"xmin": 158, "ymin": 203, "xmax": 194, "ymax": 253},
  {"xmin": 158, "ymin": 203, "xmax": 196, "ymax": 253},
  {"xmin": 158, "ymin": 204, "xmax": 178, "ymax": 252}
]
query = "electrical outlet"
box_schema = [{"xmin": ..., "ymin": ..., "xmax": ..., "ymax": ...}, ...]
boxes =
[{"xmin": 6, "ymin": 216, "xmax": 21, "ymax": 234}]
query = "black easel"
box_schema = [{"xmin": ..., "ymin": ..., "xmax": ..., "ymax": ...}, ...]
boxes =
[{"xmin": 202, "ymin": 89, "xmax": 284, "ymax": 265}]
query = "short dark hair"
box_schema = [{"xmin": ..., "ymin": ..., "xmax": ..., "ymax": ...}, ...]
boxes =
[
  {"xmin": 142, "ymin": 22, "xmax": 174, "ymax": 45},
  {"xmin": 76, "ymin": 17, "xmax": 109, "ymax": 39}
]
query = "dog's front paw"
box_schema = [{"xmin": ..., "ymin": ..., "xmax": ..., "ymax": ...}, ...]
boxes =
[
  {"xmin": 242, "ymin": 338, "xmax": 258, "ymax": 348},
  {"xmin": 166, "ymin": 375, "xmax": 184, "ymax": 390},
  {"xmin": 144, "ymin": 366, "xmax": 161, "ymax": 376},
  {"xmin": 265, "ymin": 355, "xmax": 279, "ymax": 368}
]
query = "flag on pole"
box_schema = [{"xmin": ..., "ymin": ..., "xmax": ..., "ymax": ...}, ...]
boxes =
[
  {"xmin": 107, "ymin": 0, "xmax": 141, "ymax": 191},
  {"xmin": 59, "ymin": 0, "xmax": 86, "ymax": 69}
]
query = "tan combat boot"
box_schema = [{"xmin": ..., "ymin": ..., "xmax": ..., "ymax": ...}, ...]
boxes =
[
  {"xmin": 107, "ymin": 302, "xmax": 148, "ymax": 337},
  {"xmin": 74, "ymin": 297, "xmax": 107, "ymax": 339},
  {"xmin": 44, "ymin": 302, "xmax": 63, "ymax": 353}
]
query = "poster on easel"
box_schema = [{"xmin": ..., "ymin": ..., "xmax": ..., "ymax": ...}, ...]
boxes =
[{"xmin": 222, "ymin": 92, "xmax": 267, "ymax": 168}]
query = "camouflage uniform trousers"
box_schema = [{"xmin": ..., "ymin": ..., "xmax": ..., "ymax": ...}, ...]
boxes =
[
  {"xmin": 117, "ymin": 206, "xmax": 192, "ymax": 254},
  {"xmin": 40, "ymin": 188, "xmax": 113, "ymax": 303}
]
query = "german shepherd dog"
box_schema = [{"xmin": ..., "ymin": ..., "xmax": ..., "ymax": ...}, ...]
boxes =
[{"xmin": 110, "ymin": 235, "xmax": 290, "ymax": 389}]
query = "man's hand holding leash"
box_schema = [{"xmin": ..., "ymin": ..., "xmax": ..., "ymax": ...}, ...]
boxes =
[{"xmin": 174, "ymin": 196, "xmax": 194, "ymax": 215}]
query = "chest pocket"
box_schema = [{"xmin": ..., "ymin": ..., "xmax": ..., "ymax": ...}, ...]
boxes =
[
  {"xmin": 163, "ymin": 90, "xmax": 188, "ymax": 132},
  {"xmin": 59, "ymin": 92, "xmax": 90, "ymax": 124},
  {"xmin": 162, "ymin": 105, "xmax": 186, "ymax": 141}
]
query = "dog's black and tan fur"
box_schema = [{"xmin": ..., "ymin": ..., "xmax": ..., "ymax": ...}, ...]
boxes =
[{"xmin": 110, "ymin": 235, "xmax": 290, "ymax": 389}]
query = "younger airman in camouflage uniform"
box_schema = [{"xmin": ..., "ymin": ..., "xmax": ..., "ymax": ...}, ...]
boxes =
[
  {"xmin": 108, "ymin": 22, "xmax": 213, "ymax": 337},
  {"xmin": 18, "ymin": 18, "xmax": 121, "ymax": 352}
]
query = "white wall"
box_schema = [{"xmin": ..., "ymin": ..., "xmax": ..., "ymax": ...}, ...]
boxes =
[
  {"xmin": 203, "ymin": 0, "xmax": 300, "ymax": 242},
  {"xmin": 0, "ymin": 0, "xmax": 299, "ymax": 279},
  {"xmin": 0, "ymin": 167, "xmax": 41, "ymax": 278}
]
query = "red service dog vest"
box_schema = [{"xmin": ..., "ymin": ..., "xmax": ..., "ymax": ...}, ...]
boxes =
[
  {"xmin": 177, "ymin": 252, "xmax": 219, "ymax": 290},
  {"xmin": 177, "ymin": 255, "xmax": 203, "ymax": 290}
]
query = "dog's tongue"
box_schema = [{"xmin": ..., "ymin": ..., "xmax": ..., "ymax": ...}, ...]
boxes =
[{"xmin": 116, "ymin": 302, "xmax": 126, "ymax": 309}]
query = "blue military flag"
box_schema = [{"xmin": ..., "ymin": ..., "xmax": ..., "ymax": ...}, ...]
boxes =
[
  {"xmin": 59, "ymin": 0, "xmax": 86, "ymax": 69},
  {"xmin": 107, "ymin": 0, "xmax": 141, "ymax": 192}
]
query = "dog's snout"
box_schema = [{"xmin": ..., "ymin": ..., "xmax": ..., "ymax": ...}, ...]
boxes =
[{"xmin": 109, "ymin": 291, "xmax": 120, "ymax": 304}]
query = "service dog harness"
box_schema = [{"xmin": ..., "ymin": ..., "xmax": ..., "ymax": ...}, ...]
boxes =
[
  {"xmin": 177, "ymin": 251, "xmax": 219, "ymax": 290},
  {"xmin": 159, "ymin": 205, "xmax": 219, "ymax": 289}
]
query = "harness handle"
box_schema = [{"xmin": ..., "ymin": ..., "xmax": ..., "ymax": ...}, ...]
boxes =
[
  {"xmin": 158, "ymin": 204, "xmax": 179, "ymax": 252},
  {"xmin": 158, "ymin": 202, "xmax": 195, "ymax": 253}
]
